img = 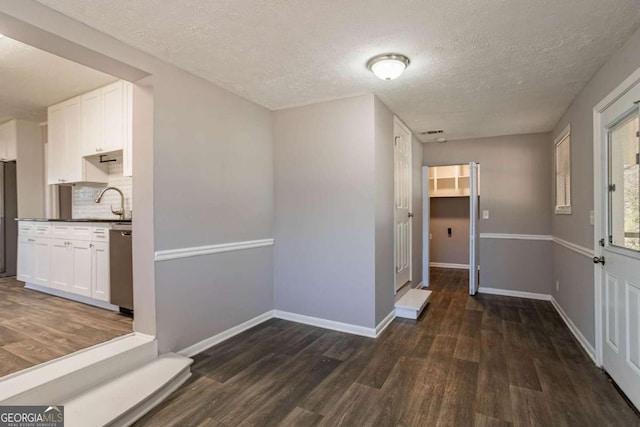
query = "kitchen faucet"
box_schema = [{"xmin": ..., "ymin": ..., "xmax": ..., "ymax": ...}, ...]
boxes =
[{"xmin": 95, "ymin": 186, "xmax": 125, "ymax": 219}]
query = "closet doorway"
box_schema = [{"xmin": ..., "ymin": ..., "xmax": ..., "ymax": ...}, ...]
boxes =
[{"xmin": 422, "ymin": 163, "xmax": 480, "ymax": 294}]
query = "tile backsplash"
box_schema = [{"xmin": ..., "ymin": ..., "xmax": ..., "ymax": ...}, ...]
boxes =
[{"xmin": 72, "ymin": 153, "xmax": 133, "ymax": 219}]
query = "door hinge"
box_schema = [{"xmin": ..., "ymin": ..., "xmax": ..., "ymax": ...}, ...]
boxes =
[
  {"xmin": 609, "ymin": 235, "xmax": 613, "ymax": 244},
  {"xmin": 599, "ymin": 238, "xmax": 605, "ymax": 247},
  {"xmin": 593, "ymin": 256, "xmax": 606, "ymax": 265},
  {"xmin": 608, "ymin": 184, "xmax": 616, "ymax": 192}
]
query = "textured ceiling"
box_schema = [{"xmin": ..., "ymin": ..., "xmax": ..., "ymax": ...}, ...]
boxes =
[
  {"xmin": 35, "ymin": 0, "xmax": 640, "ymax": 141},
  {"xmin": 0, "ymin": 36, "xmax": 116, "ymax": 124}
]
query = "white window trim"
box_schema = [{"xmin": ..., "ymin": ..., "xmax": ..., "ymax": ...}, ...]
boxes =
[{"xmin": 554, "ymin": 124, "xmax": 572, "ymax": 215}]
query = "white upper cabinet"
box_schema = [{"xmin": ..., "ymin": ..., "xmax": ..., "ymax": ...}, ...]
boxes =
[
  {"xmin": 81, "ymin": 80, "xmax": 133, "ymax": 173},
  {"xmin": 81, "ymin": 88, "xmax": 102, "ymax": 157},
  {"xmin": 48, "ymin": 93, "xmax": 112, "ymax": 185},
  {"xmin": 0, "ymin": 120, "xmax": 18, "ymax": 161}
]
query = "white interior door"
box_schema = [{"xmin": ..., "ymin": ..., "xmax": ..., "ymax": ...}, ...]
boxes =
[
  {"xmin": 469, "ymin": 162, "xmax": 479, "ymax": 295},
  {"xmin": 599, "ymin": 81, "xmax": 640, "ymax": 408},
  {"xmin": 394, "ymin": 118, "xmax": 412, "ymax": 291},
  {"xmin": 422, "ymin": 166, "xmax": 430, "ymax": 288}
]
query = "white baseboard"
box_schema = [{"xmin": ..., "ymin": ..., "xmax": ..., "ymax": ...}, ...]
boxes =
[
  {"xmin": 273, "ymin": 310, "xmax": 377, "ymax": 338},
  {"xmin": 430, "ymin": 262, "xmax": 469, "ymax": 270},
  {"xmin": 25, "ymin": 283, "xmax": 120, "ymax": 311},
  {"xmin": 375, "ymin": 310, "xmax": 396, "ymax": 337},
  {"xmin": 550, "ymin": 297, "xmax": 596, "ymax": 363},
  {"xmin": 178, "ymin": 310, "xmax": 274, "ymax": 357},
  {"xmin": 477, "ymin": 286, "xmax": 551, "ymax": 301}
]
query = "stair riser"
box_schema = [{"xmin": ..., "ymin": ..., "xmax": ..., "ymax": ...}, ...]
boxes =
[{"xmin": 2, "ymin": 341, "xmax": 157, "ymax": 405}]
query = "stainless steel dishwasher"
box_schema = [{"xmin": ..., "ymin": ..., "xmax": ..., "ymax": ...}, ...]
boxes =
[{"xmin": 110, "ymin": 223, "xmax": 133, "ymax": 314}]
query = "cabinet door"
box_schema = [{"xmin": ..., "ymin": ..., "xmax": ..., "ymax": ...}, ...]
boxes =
[
  {"xmin": 33, "ymin": 238, "xmax": 51, "ymax": 286},
  {"xmin": 102, "ymin": 82, "xmax": 125, "ymax": 153},
  {"xmin": 47, "ymin": 104, "xmax": 66, "ymax": 185},
  {"xmin": 64, "ymin": 98, "xmax": 83, "ymax": 183},
  {"xmin": 70, "ymin": 240, "xmax": 92, "ymax": 297},
  {"xmin": 92, "ymin": 242, "xmax": 110, "ymax": 302},
  {"xmin": 17, "ymin": 237, "xmax": 34, "ymax": 282},
  {"xmin": 81, "ymin": 89, "xmax": 102, "ymax": 156},
  {"xmin": 50, "ymin": 240, "xmax": 72, "ymax": 292}
]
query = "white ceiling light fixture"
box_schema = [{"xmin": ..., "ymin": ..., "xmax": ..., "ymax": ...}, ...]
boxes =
[{"xmin": 367, "ymin": 53, "xmax": 410, "ymax": 81}]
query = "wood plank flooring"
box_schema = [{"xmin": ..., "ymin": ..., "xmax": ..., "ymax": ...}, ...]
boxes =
[
  {"xmin": 0, "ymin": 277, "xmax": 132, "ymax": 377},
  {"xmin": 135, "ymin": 268, "xmax": 640, "ymax": 426}
]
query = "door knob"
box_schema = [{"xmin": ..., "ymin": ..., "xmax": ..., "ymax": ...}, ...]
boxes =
[{"xmin": 593, "ymin": 256, "xmax": 605, "ymax": 265}]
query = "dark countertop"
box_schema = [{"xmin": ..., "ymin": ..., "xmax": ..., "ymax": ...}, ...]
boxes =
[{"xmin": 16, "ymin": 218, "xmax": 132, "ymax": 223}]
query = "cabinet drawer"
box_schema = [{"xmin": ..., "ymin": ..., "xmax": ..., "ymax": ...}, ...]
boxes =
[
  {"xmin": 91, "ymin": 226, "xmax": 110, "ymax": 242},
  {"xmin": 50, "ymin": 223, "xmax": 94, "ymax": 241},
  {"xmin": 18, "ymin": 222, "xmax": 50, "ymax": 237}
]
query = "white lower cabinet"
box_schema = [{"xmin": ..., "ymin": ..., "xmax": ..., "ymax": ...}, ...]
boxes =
[
  {"xmin": 92, "ymin": 242, "xmax": 110, "ymax": 302},
  {"xmin": 18, "ymin": 237, "xmax": 52, "ymax": 286},
  {"xmin": 17, "ymin": 222, "xmax": 112, "ymax": 306},
  {"xmin": 17, "ymin": 236, "xmax": 35, "ymax": 283},
  {"xmin": 71, "ymin": 240, "xmax": 93, "ymax": 298},
  {"xmin": 50, "ymin": 240, "xmax": 73, "ymax": 293}
]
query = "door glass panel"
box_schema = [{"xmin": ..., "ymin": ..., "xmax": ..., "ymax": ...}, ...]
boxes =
[{"xmin": 608, "ymin": 112, "xmax": 640, "ymax": 251}]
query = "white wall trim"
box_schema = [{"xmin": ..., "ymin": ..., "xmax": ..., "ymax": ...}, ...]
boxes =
[
  {"xmin": 551, "ymin": 236, "xmax": 594, "ymax": 258},
  {"xmin": 25, "ymin": 283, "xmax": 120, "ymax": 311},
  {"xmin": 155, "ymin": 238, "xmax": 274, "ymax": 262},
  {"xmin": 480, "ymin": 233, "xmax": 552, "ymax": 241},
  {"xmin": 550, "ymin": 297, "xmax": 596, "ymax": 363},
  {"xmin": 477, "ymin": 286, "xmax": 551, "ymax": 301},
  {"xmin": 177, "ymin": 310, "xmax": 274, "ymax": 358},
  {"xmin": 429, "ymin": 262, "xmax": 469, "ymax": 270},
  {"xmin": 375, "ymin": 310, "xmax": 397, "ymax": 337},
  {"xmin": 273, "ymin": 310, "xmax": 377, "ymax": 338}
]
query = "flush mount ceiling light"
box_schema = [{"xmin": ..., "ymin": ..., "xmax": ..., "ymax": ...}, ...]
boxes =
[{"xmin": 367, "ymin": 53, "xmax": 410, "ymax": 81}]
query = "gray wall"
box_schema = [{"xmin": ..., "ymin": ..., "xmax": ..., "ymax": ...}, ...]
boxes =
[
  {"xmin": 550, "ymin": 26, "xmax": 640, "ymax": 347},
  {"xmin": 273, "ymin": 95, "xmax": 377, "ymax": 328},
  {"xmin": 423, "ymin": 133, "xmax": 552, "ymax": 294},
  {"xmin": 374, "ymin": 97, "xmax": 395, "ymax": 325},
  {"xmin": 15, "ymin": 120, "xmax": 45, "ymax": 218},
  {"xmin": 2, "ymin": 2, "xmax": 275, "ymax": 352},
  {"xmin": 430, "ymin": 197, "xmax": 470, "ymax": 266}
]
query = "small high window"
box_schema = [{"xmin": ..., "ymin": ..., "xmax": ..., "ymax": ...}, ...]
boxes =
[{"xmin": 555, "ymin": 125, "xmax": 571, "ymax": 214}]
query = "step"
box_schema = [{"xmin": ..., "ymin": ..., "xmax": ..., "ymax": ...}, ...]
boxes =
[
  {"xmin": 62, "ymin": 353, "xmax": 193, "ymax": 427},
  {"xmin": 395, "ymin": 288, "xmax": 432, "ymax": 319},
  {"xmin": 0, "ymin": 333, "xmax": 157, "ymax": 405}
]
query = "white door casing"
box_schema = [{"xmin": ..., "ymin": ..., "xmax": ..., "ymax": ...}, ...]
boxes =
[
  {"xmin": 595, "ymin": 76, "xmax": 640, "ymax": 409},
  {"xmin": 422, "ymin": 166, "xmax": 430, "ymax": 288},
  {"xmin": 394, "ymin": 117, "xmax": 412, "ymax": 291},
  {"xmin": 469, "ymin": 162, "xmax": 480, "ymax": 295}
]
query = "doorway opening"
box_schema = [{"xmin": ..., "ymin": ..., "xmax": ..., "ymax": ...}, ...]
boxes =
[
  {"xmin": 0, "ymin": 29, "xmax": 153, "ymax": 379},
  {"xmin": 422, "ymin": 163, "xmax": 480, "ymax": 295}
]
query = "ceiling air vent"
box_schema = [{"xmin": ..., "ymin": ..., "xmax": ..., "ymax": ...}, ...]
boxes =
[{"xmin": 421, "ymin": 130, "xmax": 444, "ymax": 135}]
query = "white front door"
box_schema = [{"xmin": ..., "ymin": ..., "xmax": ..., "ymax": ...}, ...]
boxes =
[
  {"xmin": 394, "ymin": 118, "xmax": 412, "ymax": 291},
  {"xmin": 469, "ymin": 162, "xmax": 480, "ymax": 295},
  {"xmin": 599, "ymin": 80, "xmax": 640, "ymax": 408}
]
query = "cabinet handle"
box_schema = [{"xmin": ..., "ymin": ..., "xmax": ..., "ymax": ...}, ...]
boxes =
[{"xmin": 89, "ymin": 243, "xmax": 94, "ymax": 248}]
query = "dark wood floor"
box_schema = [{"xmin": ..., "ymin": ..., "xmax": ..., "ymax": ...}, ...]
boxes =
[
  {"xmin": 135, "ymin": 268, "xmax": 640, "ymax": 426},
  {"xmin": 0, "ymin": 277, "xmax": 132, "ymax": 377}
]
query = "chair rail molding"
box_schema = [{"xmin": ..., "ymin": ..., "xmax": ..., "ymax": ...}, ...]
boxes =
[
  {"xmin": 551, "ymin": 236, "xmax": 594, "ymax": 258},
  {"xmin": 155, "ymin": 238, "xmax": 274, "ymax": 262}
]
